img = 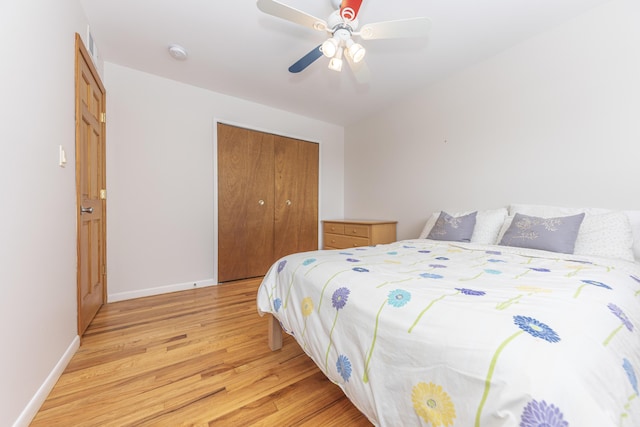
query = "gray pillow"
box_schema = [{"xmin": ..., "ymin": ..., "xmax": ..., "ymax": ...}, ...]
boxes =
[
  {"xmin": 499, "ymin": 212, "xmax": 585, "ymax": 254},
  {"xmin": 427, "ymin": 211, "xmax": 477, "ymax": 242}
]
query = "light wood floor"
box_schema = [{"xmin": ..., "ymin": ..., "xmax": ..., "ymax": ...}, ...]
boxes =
[{"xmin": 32, "ymin": 278, "xmax": 372, "ymax": 426}]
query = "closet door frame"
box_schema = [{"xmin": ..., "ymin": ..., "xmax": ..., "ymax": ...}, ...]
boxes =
[{"xmin": 213, "ymin": 119, "xmax": 321, "ymax": 284}]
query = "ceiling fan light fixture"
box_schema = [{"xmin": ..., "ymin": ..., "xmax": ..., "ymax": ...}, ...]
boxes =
[
  {"xmin": 348, "ymin": 42, "xmax": 366, "ymax": 63},
  {"xmin": 328, "ymin": 56, "xmax": 343, "ymax": 72},
  {"xmin": 321, "ymin": 37, "xmax": 339, "ymax": 58},
  {"xmin": 328, "ymin": 47, "xmax": 344, "ymax": 72}
]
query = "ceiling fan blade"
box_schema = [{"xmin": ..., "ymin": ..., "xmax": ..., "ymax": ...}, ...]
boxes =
[
  {"xmin": 345, "ymin": 50, "xmax": 370, "ymax": 84},
  {"xmin": 257, "ymin": 0, "xmax": 327, "ymax": 32},
  {"xmin": 359, "ymin": 17, "xmax": 431, "ymax": 40},
  {"xmin": 289, "ymin": 45, "xmax": 324, "ymax": 73},
  {"xmin": 340, "ymin": 0, "xmax": 363, "ymax": 21}
]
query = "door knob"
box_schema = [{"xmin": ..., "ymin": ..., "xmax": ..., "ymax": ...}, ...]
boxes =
[
  {"xmin": 258, "ymin": 200, "xmax": 265, "ymax": 206},
  {"xmin": 285, "ymin": 200, "xmax": 292, "ymax": 206},
  {"xmin": 81, "ymin": 206, "xmax": 94, "ymax": 214}
]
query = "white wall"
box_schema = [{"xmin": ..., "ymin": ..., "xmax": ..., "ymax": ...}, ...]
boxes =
[
  {"xmin": 0, "ymin": 1, "xmax": 91, "ymax": 426},
  {"xmin": 344, "ymin": 0, "xmax": 640, "ymax": 240},
  {"xmin": 104, "ymin": 63, "xmax": 344, "ymax": 300}
]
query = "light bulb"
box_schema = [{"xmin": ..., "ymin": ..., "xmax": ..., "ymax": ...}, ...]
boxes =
[
  {"xmin": 328, "ymin": 47, "xmax": 344, "ymax": 72},
  {"xmin": 321, "ymin": 38, "xmax": 339, "ymax": 58},
  {"xmin": 328, "ymin": 57, "xmax": 343, "ymax": 72},
  {"xmin": 348, "ymin": 43, "xmax": 366, "ymax": 63}
]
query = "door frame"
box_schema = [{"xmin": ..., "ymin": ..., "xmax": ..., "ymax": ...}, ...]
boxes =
[{"xmin": 75, "ymin": 33, "xmax": 107, "ymax": 334}]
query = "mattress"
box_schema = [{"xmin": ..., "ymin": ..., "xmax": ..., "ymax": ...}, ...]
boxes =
[{"xmin": 257, "ymin": 239, "xmax": 640, "ymax": 426}]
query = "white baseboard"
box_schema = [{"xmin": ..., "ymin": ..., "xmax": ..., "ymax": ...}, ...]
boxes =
[
  {"xmin": 13, "ymin": 335, "xmax": 80, "ymax": 427},
  {"xmin": 108, "ymin": 278, "xmax": 217, "ymax": 302}
]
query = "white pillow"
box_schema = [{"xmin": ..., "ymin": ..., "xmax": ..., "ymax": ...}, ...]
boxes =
[
  {"xmin": 573, "ymin": 211, "xmax": 635, "ymax": 261},
  {"xmin": 624, "ymin": 211, "xmax": 640, "ymax": 261},
  {"xmin": 419, "ymin": 208, "xmax": 508, "ymax": 244},
  {"xmin": 508, "ymin": 203, "xmax": 610, "ymax": 217}
]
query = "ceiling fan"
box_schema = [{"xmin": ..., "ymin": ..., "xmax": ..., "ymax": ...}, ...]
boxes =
[{"xmin": 256, "ymin": 0, "xmax": 431, "ymax": 83}]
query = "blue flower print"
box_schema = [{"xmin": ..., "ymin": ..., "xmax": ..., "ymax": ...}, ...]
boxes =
[
  {"xmin": 345, "ymin": 258, "xmax": 360, "ymax": 262},
  {"xmin": 530, "ymin": 267, "xmax": 550, "ymax": 273},
  {"xmin": 631, "ymin": 275, "xmax": 640, "ymax": 284},
  {"xmin": 486, "ymin": 250, "xmax": 502, "ymax": 255},
  {"xmin": 487, "ymin": 259, "xmax": 505, "ymax": 263},
  {"xmin": 324, "ymin": 288, "xmax": 351, "ymax": 370},
  {"xmin": 623, "ymin": 358, "xmax": 639, "ymax": 395},
  {"xmin": 273, "ymin": 298, "xmax": 282, "ymax": 312},
  {"xmin": 604, "ymin": 303, "xmax": 634, "ymax": 346},
  {"xmin": 609, "ymin": 303, "xmax": 634, "ymax": 331},
  {"xmin": 302, "ymin": 258, "xmax": 317, "ymax": 266},
  {"xmin": 476, "ymin": 318, "xmax": 560, "ymax": 424},
  {"xmin": 516, "ymin": 267, "xmax": 551, "ymax": 279},
  {"xmin": 277, "ymin": 260, "xmax": 287, "ymax": 273},
  {"xmin": 581, "ymin": 279, "xmax": 612, "ymax": 290},
  {"xmin": 418, "ymin": 250, "xmax": 431, "ymax": 254},
  {"xmin": 429, "ymin": 264, "xmax": 447, "ymax": 269},
  {"xmin": 332, "ymin": 287, "xmax": 350, "ymax": 310},
  {"xmin": 513, "ymin": 316, "xmax": 561, "ymax": 343},
  {"xmin": 420, "ymin": 273, "xmax": 444, "ymax": 279},
  {"xmin": 435, "ymin": 257, "xmax": 449, "ymax": 261},
  {"xmin": 353, "ymin": 267, "xmax": 369, "ymax": 273},
  {"xmin": 520, "ymin": 399, "xmax": 568, "ymax": 427},
  {"xmin": 336, "ymin": 354, "xmax": 352, "ymax": 382},
  {"xmin": 484, "ymin": 269, "xmax": 502, "ymax": 275},
  {"xmin": 387, "ymin": 289, "xmax": 411, "ymax": 308},
  {"xmin": 364, "ymin": 289, "xmax": 411, "ymax": 383},
  {"xmin": 574, "ymin": 279, "xmax": 613, "ymax": 298},
  {"xmin": 455, "ymin": 288, "xmax": 486, "ymax": 296}
]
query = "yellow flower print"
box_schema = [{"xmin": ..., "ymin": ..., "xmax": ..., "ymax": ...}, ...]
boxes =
[
  {"xmin": 301, "ymin": 297, "xmax": 314, "ymax": 317},
  {"xmin": 516, "ymin": 285, "xmax": 551, "ymax": 294},
  {"xmin": 300, "ymin": 297, "xmax": 315, "ymax": 351},
  {"xmin": 412, "ymin": 382, "xmax": 456, "ymax": 427}
]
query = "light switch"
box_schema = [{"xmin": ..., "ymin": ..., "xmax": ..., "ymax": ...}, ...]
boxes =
[{"xmin": 59, "ymin": 145, "xmax": 67, "ymax": 168}]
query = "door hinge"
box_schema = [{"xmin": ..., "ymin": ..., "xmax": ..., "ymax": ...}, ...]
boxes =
[
  {"xmin": 100, "ymin": 189, "xmax": 107, "ymax": 200},
  {"xmin": 100, "ymin": 112, "xmax": 106, "ymax": 123}
]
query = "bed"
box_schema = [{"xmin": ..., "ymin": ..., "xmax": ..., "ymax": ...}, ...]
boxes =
[{"xmin": 257, "ymin": 205, "xmax": 640, "ymax": 426}]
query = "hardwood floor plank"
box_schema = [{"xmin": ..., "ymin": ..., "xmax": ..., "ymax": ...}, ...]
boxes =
[{"xmin": 31, "ymin": 279, "xmax": 372, "ymax": 426}]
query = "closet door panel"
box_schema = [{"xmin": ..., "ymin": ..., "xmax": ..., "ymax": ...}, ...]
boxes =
[
  {"xmin": 273, "ymin": 136, "xmax": 319, "ymax": 260},
  {"xmin": 218, "ymin": 124, "xmax": 274, "ymax": 282}
]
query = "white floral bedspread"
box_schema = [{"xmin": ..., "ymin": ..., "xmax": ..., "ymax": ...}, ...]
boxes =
[{"xmin": 257, "ymin": 240, "xmax": 640, "ymax": 427}]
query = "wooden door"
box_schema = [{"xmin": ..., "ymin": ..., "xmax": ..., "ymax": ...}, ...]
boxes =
[
  {"xmin": 75, "ymin": 34, "xmax": 107, "ymax": 335},
  {"xmin": 218, "ymin": 124, "xmax": 275, "ymax": 282},
  {"xmin": 273, "ymin": 136, "xmax": 319, "ymax": 259}
]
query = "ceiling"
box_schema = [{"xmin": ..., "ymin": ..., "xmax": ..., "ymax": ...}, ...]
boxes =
[{"xmin": 80, "ymin": 0, "xmax": 609, "ymax": 126}]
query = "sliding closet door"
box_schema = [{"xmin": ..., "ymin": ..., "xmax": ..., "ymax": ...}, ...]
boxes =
[
  {"xmin": 218, "ymin": 123, "xmax": 275, "ymax": 282},
  {"xmin": 273, "ymin": 136, "xmax": 319, "ymax": 260}
]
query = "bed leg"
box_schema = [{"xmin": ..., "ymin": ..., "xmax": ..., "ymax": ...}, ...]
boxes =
[{"xmin": 268, "ymin": 314, "xmax": 283, "ymax": 351}]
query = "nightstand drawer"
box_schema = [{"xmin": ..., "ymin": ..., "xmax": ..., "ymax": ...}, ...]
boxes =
[
  {"xmin": 324, "ymin": 222, "xmax": 345, "ymax": 235},
  {"xmin": 324, "ymin": 233, "xmax": 370, "ymax": 249},
  {"xmin": 344, "ymin": 224, "xmax": 369, "ymax": 238}
]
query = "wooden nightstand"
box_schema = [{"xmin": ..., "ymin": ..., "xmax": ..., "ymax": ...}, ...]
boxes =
[{"xmin": 323, "ymin": 220, "xmax": 397, "ymax": 249}]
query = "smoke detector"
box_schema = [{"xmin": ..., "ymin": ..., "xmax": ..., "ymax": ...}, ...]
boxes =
[{"xmin": 168, "ymin": 44, "xmax": 188, "ymax": 60}]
